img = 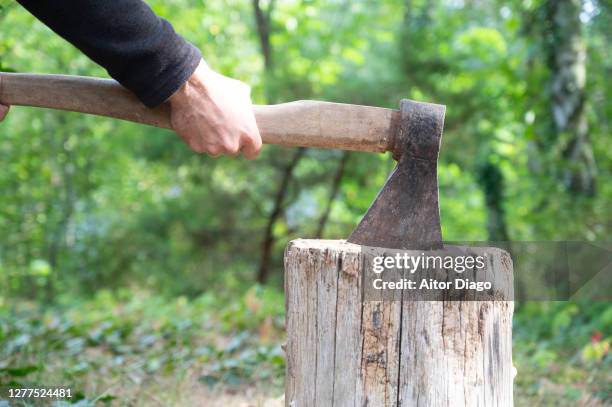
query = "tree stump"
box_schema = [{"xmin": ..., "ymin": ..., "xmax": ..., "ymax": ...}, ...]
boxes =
[{"xmin": 284, "ymin": 239, "xmax": 514, "ymax": 407}]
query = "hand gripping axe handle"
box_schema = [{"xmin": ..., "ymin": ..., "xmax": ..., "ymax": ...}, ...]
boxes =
[{"xmin": 0, "ymin": 73, "xmax": 445, "ymax": 248}]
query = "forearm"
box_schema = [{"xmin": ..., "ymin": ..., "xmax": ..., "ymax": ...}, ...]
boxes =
[{"xmin": 17, "ymin": 0, "xmax": 201, "ymax": 107}]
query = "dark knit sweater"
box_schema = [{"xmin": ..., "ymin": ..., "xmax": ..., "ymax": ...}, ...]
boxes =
[{"xmin": 17, "ymin": 0, "xmax": 201, "ymax": 107}]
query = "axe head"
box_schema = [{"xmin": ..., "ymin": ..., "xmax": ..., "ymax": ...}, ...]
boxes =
[{"xmin": 347, "ymin": 99, "xmax": 445, "ymax": 249}]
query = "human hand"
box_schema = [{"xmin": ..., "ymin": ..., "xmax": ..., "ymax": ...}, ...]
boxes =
[
  {"xmin": 168, "ymin": 60, "xmax": 262, "ymax": 159},
  {"xmin": 0, "ymin": 103, "xmax": 9, "ymax": 121}
]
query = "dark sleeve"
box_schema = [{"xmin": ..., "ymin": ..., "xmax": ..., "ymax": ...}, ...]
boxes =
[{"xmin": 17, "ymin": 0, "xmax": 202, "ymax": 107}]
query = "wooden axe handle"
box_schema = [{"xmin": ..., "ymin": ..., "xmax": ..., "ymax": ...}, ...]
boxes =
[{"xmin": 0, "ymin": 72, "xmax": 399, "ymax": 153}]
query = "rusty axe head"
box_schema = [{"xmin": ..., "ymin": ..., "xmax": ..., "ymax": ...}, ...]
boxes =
[{"xmin": 347, "ymin": 99, "xmax": 445, "ymax": 249}]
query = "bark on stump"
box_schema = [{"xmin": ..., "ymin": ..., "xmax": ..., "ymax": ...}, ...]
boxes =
[{"xmin": 284, "ymin": 239, "xmax": 514, "ymax": 407}]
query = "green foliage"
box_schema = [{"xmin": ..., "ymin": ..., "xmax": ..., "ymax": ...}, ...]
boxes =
[
  {"xmin": 0, "ymin": 0, "xmax": 610, "ymax": 404},
  {"xmin": 0, "ymin": 287, "xmax": 285, "ymax": 403},
  {"xmin": 513, "ymin": 301, "xmax": 611, "ymax": 405}
]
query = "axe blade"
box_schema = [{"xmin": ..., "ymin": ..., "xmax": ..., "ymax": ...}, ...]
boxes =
[{"xmin": 347, "ymin": 99, "xmax": 445, "ymax": 249}]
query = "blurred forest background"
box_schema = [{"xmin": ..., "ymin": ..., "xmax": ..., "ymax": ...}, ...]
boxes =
[{"xmin": 0, "ymin": 0, "xmax": 610, "ymax": 405}]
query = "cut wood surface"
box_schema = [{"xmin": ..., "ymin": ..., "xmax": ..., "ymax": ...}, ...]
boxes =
[
  {"xmin": 0, "ymin": 73, "xmax": 398, "ymax": 153},
  {"xmin": 284, "ymin": 239, "xmax": 514, "ymax": 407}
]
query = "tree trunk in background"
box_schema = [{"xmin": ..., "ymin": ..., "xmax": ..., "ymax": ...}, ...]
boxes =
[
  {"xmin": 545, "ymin": 0, "xmax": 597, "ymax": 195},
  {"xmin": 478, "ymin": 161, "xmax": 509, "ymax": 241},
  {"xmin": 315, "ymin": 152, "xmax": 349, "ymax": 238},
  {"xmin": 478, "ymin": 161, "xmax": 528, "ymax": 302},
  {"xmin": 46, "ymin": 116, "xmax": 76, "ymax": 303},
  {"xmin": 252, "ymin": 0, "xmax": 273, "ymax": 71},
  {"xmin": 256, "ymin": 148, "xmax": 305, "ymax": 284},
  {"xmin": 400, "ymin": 0, "xmax": 433, "ymax": 74},
  {"xmin": 252, "ymin": 0, "xmax": 306, "ymax": 283},
  {"xmin": 252, "ymin": 0, "xmax": 276, "ymax": 103}
]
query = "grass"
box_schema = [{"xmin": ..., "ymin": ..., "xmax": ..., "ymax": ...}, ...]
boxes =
[
  {"xmin": 1, "ymin": 287, "xmax": 285, "ymax": 406},
  {"xmin": 0, "ymin": 290, "xmax": 609, "ymax": 406}
]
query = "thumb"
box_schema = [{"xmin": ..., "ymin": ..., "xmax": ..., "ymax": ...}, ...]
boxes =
[{"xmin": 0, "ymin": 104, "xmax": 9, "ymax": 122}]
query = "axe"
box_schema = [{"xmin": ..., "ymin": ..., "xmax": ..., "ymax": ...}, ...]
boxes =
[{"xmin": 0, "ymin": 72, "xmax": 445, "ymax": 248}]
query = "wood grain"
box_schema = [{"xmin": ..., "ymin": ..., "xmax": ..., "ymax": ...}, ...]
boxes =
[
  {"xmin": 284, "ymin": 239, "xmax": 514, "ymax": 407},
  {"xmin": 0, "ymin": 72, "xmax": 398, "ymax": 153}
]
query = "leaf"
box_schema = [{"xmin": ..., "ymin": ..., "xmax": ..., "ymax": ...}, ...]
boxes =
[
  {"xmin": 0, "ymin": 365, "xmax": 39, "ymax": 377},
  {"xmin": 222, "ymin": 371, "xmax": 242, "ymax": 386},
  {"xmin": 29, "ymin": 259, "xmax": 52, "ymax": 276},
  {"xmin": 96, "ymin": 394, "xmax": 118, "ymax": 404},
  {"xmin": 225, "ymin": 331, "xmax": 248, "ymax": 353},
  {"xmin": 198, "ymin": 374, "xmax": 220, "ymax": 388}
]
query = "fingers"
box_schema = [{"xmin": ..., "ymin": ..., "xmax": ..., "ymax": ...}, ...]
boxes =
[
  {"xmin": 175, "ymin": 125, "xmax": 260, "ymax": 159},
  {"xmin": 200, "ymin": 134, "xmax": 261, "ymax": 159},
  {"xmin": 220, "ymin": 137, "xmax": 241, "ymax": 157},
  {"xmin": 239, "ymin": 106, "xmax": 263, "ymax": 160},
  {"xmin": 0, "ymin": 104, "xmax": 10, "ymax": 122},
  {"xmin": 167, "ymin": 61, "xmax": 263, "ymax": 159},
  {"xmin": 241, "ymin": 128, "xmax": 262, "ymax": 160},
  {"xmin": 174, "ymin": 119, "xmax": 261, "ymax": 159}
]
